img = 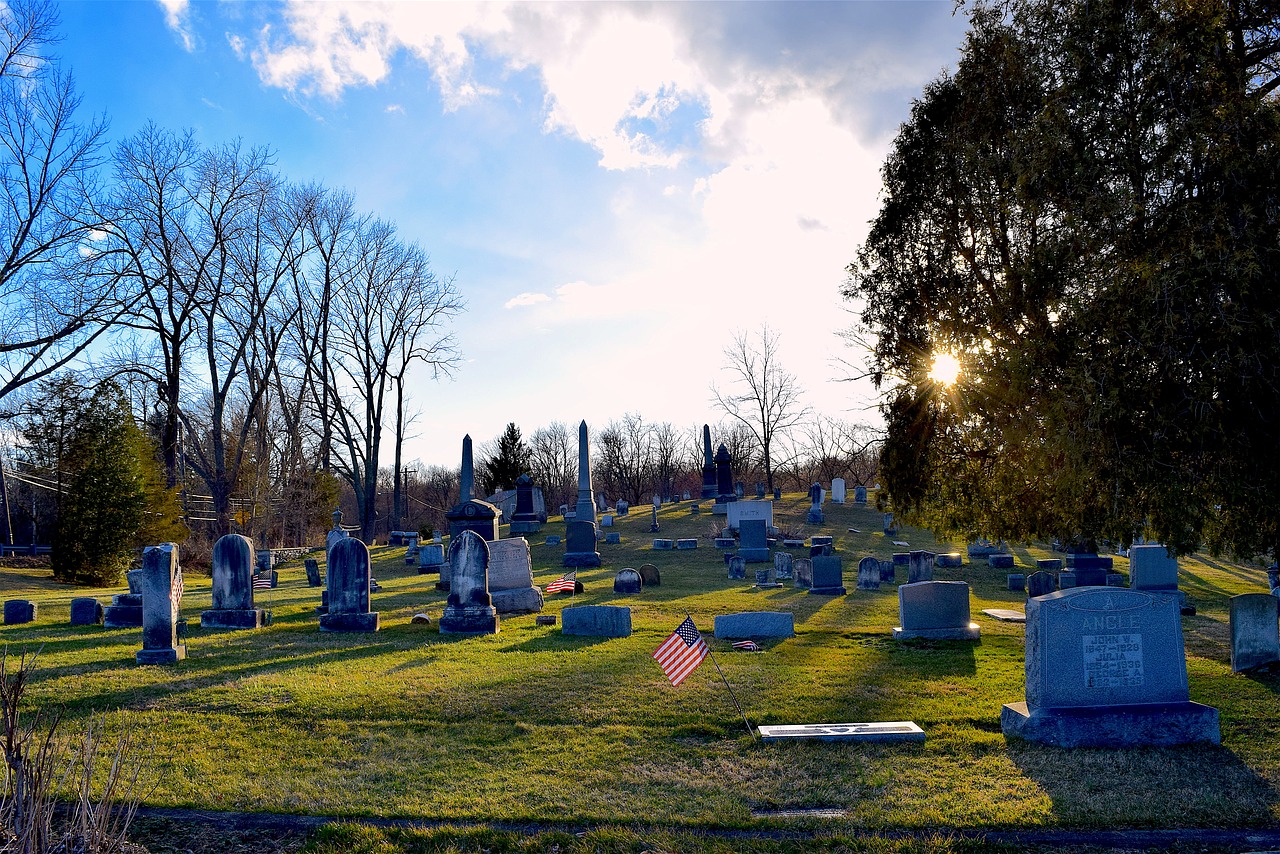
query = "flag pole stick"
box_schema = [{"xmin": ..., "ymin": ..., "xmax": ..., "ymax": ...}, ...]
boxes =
[{"xmin": 690, "ymin": 611, "xmax": 756, "ymax": 741}]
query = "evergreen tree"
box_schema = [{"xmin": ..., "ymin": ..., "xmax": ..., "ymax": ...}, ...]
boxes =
[{"xmin": 478, "ymin": 423, "xmax": 531, "ymax": 496}]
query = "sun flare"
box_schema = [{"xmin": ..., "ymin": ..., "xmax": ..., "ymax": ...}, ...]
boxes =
[{"xmin": 928, "ymin": 352, "xmax": 962, "ymax": 385}]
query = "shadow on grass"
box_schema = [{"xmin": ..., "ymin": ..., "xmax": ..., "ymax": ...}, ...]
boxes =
[
  {"xmin": 1181, "ymin": 556, "xmax": 1266, "ymax": 598},
  {"xmin": 1007, "ymin": 739, "xmax": 1280, "ymax": 827},
  {"xmin": 499, "ymin": 634, "xmax": 619, "ymax": 654}
]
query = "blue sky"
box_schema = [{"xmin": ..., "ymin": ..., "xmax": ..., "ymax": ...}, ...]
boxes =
[{"xmin": 55, "ymin": 1, "xmax": 968, "ymax": 467}]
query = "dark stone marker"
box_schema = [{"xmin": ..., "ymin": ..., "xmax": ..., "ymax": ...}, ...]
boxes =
[
  {"xmin": 637, "ymin": 564, "xmax": 661, "ymax": 586},
  {"xmin": 1026, "ymin": 571, "xmax": 1055, "ymax": 598},
  {"xmin": 728, "ymin": 556, "xmax": 747, "ymax": 579},
  {"xmin": 305, "ymin": 558, "xmax": 322, "ymax": 587},
  {"xmin": 69, "ymin": 597, "xmax": 102, "ymax": 626},
  {"xmin": 438, "ymin": 530, "xmax": 498, "ymax": 635},
  {"xmin": 563, "ymin": 519, "xmax": 602, "ymax": 568},
  {"xmin": 810, "ymin": 554, "xmax": 846, "ymax": 596},
  {"xmin": 319, "ymin": 537, "xmax": 380, "ymax": 632},
  {"xmin": 510, "ymin": 473, "xmax": 543, "ymax": 534},
  {"xmin": 3, "ymin": 600, "xmax": 35, "ymax": 624},
  {"xmin": 613, "ymin": 568, "xmax": 643, "ymax": 594},
  {"xmin": 202, "ymin": 534, "xmax": 265, "ymax": 630}
]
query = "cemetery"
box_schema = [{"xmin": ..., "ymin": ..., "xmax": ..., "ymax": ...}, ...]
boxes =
[{"xmin": 0, "ymin": 489, "xmax": 1279, "ymax": 852}]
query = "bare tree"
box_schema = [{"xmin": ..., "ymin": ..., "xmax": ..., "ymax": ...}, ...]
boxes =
[
  {"xmin": 528, "ymin": 421, "xmax": 576, "ymax": 512},
  {"xmin": 710, "ymin": 325, "xmax": 808, "ymax": 492},
  {"xmin": 594, "ymin": 413, "xmax": 653, "ymax": 505}
]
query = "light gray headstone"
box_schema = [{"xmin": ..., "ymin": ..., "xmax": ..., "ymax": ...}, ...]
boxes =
[
  {"xmin": 561, "ymin": 605, "xmax": 631, "ymax": 637},
  {"xmin": 714, "ymin": 611, "xmax": 794, "ymax": 638},
  {"xmin": 211, "ymin": 534, "xmax": 255, "ymax": 611},
  {"xmin": 857, "ymin": 557, "xmax": 881, "ymax": 590},
  {"xmin": 1026, "ymin": 571, "xmax": 1055, "ymax": 598},
  {"xmin": 728, "ymin": 556, "xmax": 746, "ymax": 579},
  {"xmin": 774, "ymin": 552, "xmax": 793, "ymax": 580},
  {"xmin": 908, "ymin": 551, "xmax": 934, "ymax": 583},
  {"xmin": 895, "ymin": 581, "xmax": 975, "ymax": 637},
  {"xmin": 1129, "ymin": 545, "xmax": 1179, "ymax": 590},
  {"xmin": 831, "ymin": 478, "xmax": 846, "ymax": 504},
  {"xmin": 793, "ymin": 557, "xmax": 813, "ymax": 589},
  {"xmin": 137, "ymin": 543, "xmax": 185, "ymax": 664},
  {"xmin": 1230, "ymin": 593, "xmax": 1280, "ymax": 672}
]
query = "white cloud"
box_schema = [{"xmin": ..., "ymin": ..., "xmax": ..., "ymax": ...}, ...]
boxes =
[
  {"xmin": 157, "ymin": 0, "xmax": 196, "ymax": 52},
  {"xmin": 503, "ymin": 292, "xmax": 551, "ymax": 309},
  {"xmin": 385, "ymin": 103, "xmax": 404, "ymax": 114}
]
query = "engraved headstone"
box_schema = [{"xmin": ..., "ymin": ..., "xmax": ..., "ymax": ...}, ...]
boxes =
[
  {"xmin": 1008, "ymin": 573, "xmax": 1026, "ymax": 592},
  {"xmin": 1026, "ymin": 570, "xmax": 1056, "ymax": 598},
  {"xmin": 1129, "ymin": 545, "xmax": 1178, "ymax": 590},
  {"xmin": 758, "ymin": 722, "xmax": 925, "ymax": 744},
  {"xmin": 935, "ymin": 553, "xmax": 963, "ymax": 569},
  {"xmin": 728, "ymin": 555, "xmax": 747, "ymax": 579},
  {"xmin": 3, "ymin": 600, "xmax": 35, "ymax": 624},
  {"xmin": 794, "ymin": 557, "xmax": 813, "ymax": 589},
  {"xmin": 614, "ymin": 568, "xmax": 643, "ymax": 594},
  {"xmin": 806, "ymin": 483, "xmax": 824, "ymax": 524},
  {"xmin": 418, "ymin": 543, "xmax": 445, "ymax": 574},
  {"xmin": 319, "ymin": 537, "xmax": 380, "ymax": 632},
  {"xmin": 727, "ymin": 500, "xmax": 774, "ymax": 531},
  {"xmin": 637, "ymin": 564, "xmax": 660, "ymax": 587},
  {"xmin": 201, "ymin": 534, "xmax": 266, "ymax": 630},
  {"xmin": 1037, "ymin": 558, "xmax": 1064, "ymax": 572},
  {"xmin": 857, "ymin": 556, "xmax": 881, "ymax": 590},
  {"xmin": 562, "ymin": 605, "xmax": 631, "ymax": 638},
  {"xmin": 832, "ymin": 478, "xmax": 846, "ymax": 504},
  {"xmin": 137, "ymin": 543, "xmax": 185, "ymax": 664},
  {"xmin": 774, "ymin": 552, "xmax": 793, "ymax": 580},
  {"xmin": 305, "ymin": 558, "xmax": 322, "ymax": 587},
  {"xmin": 714, "ymin": 611, "xmax": 794, "ymax": 638},
  {"xmin": 563, "ymin": 518, "xmax": 601, "ymax": 568},
  {"xmin": 1230, "ymin": 593, "xmax": 1280, "ymax": 672},
  {"xmin": 487, "ymin": 537, "xmax": 544, "ymax": 615},
  {"xmin": 879, "ymin": 558, "xmax": 894, "ymax": 583},
  {"xmin": 438, "ymin": 530, "xmax": 499, "ymax": 635},
  {"xmin": 509, "ymin": 473, "xmax": 544, "ymax": 534},
  {"xmin": 810, "ymin": 554, "xmax": 845, "ymax": 595},
  {"xmin": 893, "ymin": 581, "xmax": 979, "ymax": 640},
  {"xmin": 738, "ymin": 518, "xmax": 770, "ymax": 562},
  {"xmin": 854, "ymin": 485, "xmax": 867, "ymax": 504},
  {"xmin": 908, "ymin": 551, "xmax": 934, "ymax": 583},
  {"xmin": 988, "ymin": 554, "xmax": 1014, "ymax": 569},
  {"xmin": 1000, "ymin": 587, "xmax": 1219, "ymax": 746},
  {"xmin": 69, "ymin": 597, "xmax": 102, "ymax": 626}
]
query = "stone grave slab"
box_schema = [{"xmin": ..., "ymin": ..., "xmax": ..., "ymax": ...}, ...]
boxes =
[
  {"xmin": 857, "ymin": 557, "xmax": 880, "ymax": 590},
  {"xmin": 908, "ymin": 551, "xmax": 934, "ymax": 583},
  {"xmin": 653, "ymin": 539, "xmax": 674, "ymax": 550},
  {"xmin": 728, "ymin": 556, "xmax": 747, "ymax": 580},
  {"xmin": 3, "ymin": 600, "xmax": 35, "ymax": 624},
  {"xmin": 676, "ymin": 539, "xmax": 698, "ymax": 550},
  {"xmin": 613, "ymin": 568, "xmax": 643, "ymax": 594},
  {"xmin": 758, "ymin": 722, "xmax": 925, "ymax": 744},
  {"xmin": 1026, "ymin": 571, "xmax": 1056, "ymax": 597},
  {"xmin": 793, "ymin": 557, "xmax": 813, "ymax": 589},
  {"xmin": 774, "ymin": 552, "xmax": 794, "ymax": 580},
  {"xmin": 739, "ymin": 519, "xmax": 771, "ymax": 563},
  {"xmin": 988, "ymin": 554, "xmax": 1014, "ymax": 569},
  {"xmin": 69, "ymin": 597, "xmax": 102, "ymax": 626},
  {"xmin": 561, "ymin": 605, "xmax": 631, "ymax": 638},
  {"xmin": 637, "ymin": 564, "xmax": 660, "ymax": 586},
  {"xmin": 935, "ymin": 553, "xmax": 963, "ymax": 568},
  {"xmin": 1230, "ymin": 593, "xmax": 1280, "ymax": 672},
  {"xmin": 894, "ymin": 581, "xmax": 979, "ymax": 640},
  {"xmin": 714, "ymin": 611, "xmax": 794, "ymax": 638},
  {"xmin": 1130, "ymin": 545, "xmax": 1178, "ymax": 591},
  {"xmin": 487, "ymin": 537, "xmax": 544, "ymax": 615},
  {"xmin": 982, "ymin": 608, "xmax": 1027, "ymax": 623},
  {"xmin": 809, "ymin": 554, "xmax": 845, "ymax": 595}
]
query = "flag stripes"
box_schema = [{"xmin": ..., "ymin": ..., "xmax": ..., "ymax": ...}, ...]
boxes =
[{"xmin": 653, "ymin": 616, "xmax": 708, "ymax": 686}]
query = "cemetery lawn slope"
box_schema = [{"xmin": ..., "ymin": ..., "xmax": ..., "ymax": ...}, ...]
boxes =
[{"xmin": 1, "ymin": 496, "xmax": 1278, "ymax": 834}]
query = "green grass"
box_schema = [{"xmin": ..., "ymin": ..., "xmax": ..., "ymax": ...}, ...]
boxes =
[{"xmin": 3, "ymin": 494, "xmax": 1280, "ymax": 839}]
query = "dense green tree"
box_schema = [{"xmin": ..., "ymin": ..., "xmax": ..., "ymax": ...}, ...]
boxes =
[
  {"xmin": 478, "ymin": 423, "xmax": 531, "ymax": 496},
  {"xmin": 847, "ymin": 0, "xmax": 1280, "ymax": 560}
]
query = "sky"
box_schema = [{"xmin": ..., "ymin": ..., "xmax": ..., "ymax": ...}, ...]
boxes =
[{"xmin": 54, "ymin": 1, "xmax": 969, "ymax": 468}]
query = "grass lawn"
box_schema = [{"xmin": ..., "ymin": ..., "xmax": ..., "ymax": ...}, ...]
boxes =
[{"xmin": 2, "ymin": 494, "xmax": 1279, "ymax": 851}]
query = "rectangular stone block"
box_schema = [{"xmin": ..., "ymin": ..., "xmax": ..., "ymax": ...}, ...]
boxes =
[
  {"xmin": 1230, "ymin": 593, "xmax": 1280, "ymax": 672},
  {"xmin": 715, "ymin": 611, "xmax": 794, "ymax": 638},
  {"xmin": 3, "ymin": 600, "xmax": 35, "ymax": 624},
  {"xmin": 758, "ymin": 722, "xmax": 924, "ymax": 744},
  {"xmin": 675, "ymin": 539, "xmax": 698, "ymax": 549},
  {"xmin": 1130, "ymin": 544, "xmax": 1178, "ymax": 590},
  {"xmin": 653, "ymin": 539, "xmax": 674, "ymax": 550},
  {"xmin": 897, "ymin": 581, "xmax": 972, "ymax": 631},
  {"xmin": 810, "ymin": 554, "xmax": 844, "ymax": 595},
  {"xmin": 487, "ymin": 538, "xmax": 534, "ymax": 592},
  {"xmin": 69, "ymin": 597, "xmax": 102, "ymax": 626},
  {"xmin": 561, "ymin": 605, "xmax": 631, "ymax": 638}
]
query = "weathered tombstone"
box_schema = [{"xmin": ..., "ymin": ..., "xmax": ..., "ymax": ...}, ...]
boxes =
[
  {"xmin": 616, "ymin": 500, "xmax": 629, "ymax": 516},
  {"xmin": 854, "ymin": 485, "xmax": 867, "ymax": 504},
  {"xmin": 1026, "ymin": 571, "xmax": 1056, "ymax": 598},
  {"xmin": 700, "ymin": 424, "xmax": 717, "ymax": 499},
  {"xmin": 103, "ymin": 587, "xmax": 144, "ymax": 628},
  {"xmin": 882, "ymin": 513, "xmax": 896, "ymax": 535},
  {"xmin": 794, "ymin": 557, "xmax": 814, "ymax": 589},
  {"xmin": 69, "ymin": 597, "xmax": 103, "ymax": 626},
  {"xmin": 1071, "ymin": 555, "xmax": 1112, "ymax": 587},
  {"xmin": 892, "ymin": 553, "xmax": 910, "ymax": 572},
  {"xmin": 728, "ymin": 555, "xmax": 747, "ymax": 579},
  {"xmin": 438, "ymin": 531, "xmax": 499, "ymax": 635},
  {"xmin": 559, "ymin": 504, "xmax": 569, "ymax": 518},
  {"xmin": 1001, "ymin": 587, "xmax": 1220, "ymax": 746},
  {"xmin": 653, "ymin": 538, "xmax": 673, "ymax": 550},
  {"xmin": 418, "ymin": 543, "xmax": 446, "ymax": 574},
  {"xmin": 832, "ymin": 478, "xmax": 846, "ymax": 504},
  {"xmin": 305, "ymin": 558, "xmax": 322, "ymax": 587},
  {"xmin": 715, "ymin": 536, "xmax": 735, "ymax": 549},
  {"xmin": 1008, "ymin": 573, "xmax": 1026, "ymax": 592},
  {"xmin": 988, "ymin": 554, "xmax": 1015, "ymax": 569},
  {"xmin": 893, "ymin": 581, "xmax": 979, "ymax": 640},
  {"xmin": 1037, "ymin": 558, "xmax": 1064, "ymax": 572},
  {"xmin": 605, "ymin": 532, "xmax": 621, "ymax": 545},
  {"xmin": 649, "ymin": 502, "xmax": 660, "ymax": 533},
  {"xmin": 1130, "ymin": 545, "xmax": 1179, "ymax": 591},
  {"xmin": 563, "ymin": 518, "xmax": 601, "ymax": 568},
  {"xmin": 613, "ymin": 568, "xmax": 643, "ymax": 594},
  {"xmin": 714, "ymin": 612, "xmax": 794, "ymax": 638},
  {"xmin": 319, "ymin": 537, "xmax": 380, "ymax": 632},
  {"xmin": 857, "ymin": 557, "xmax": 881, "ymax": 590},
  {"xmin": 637, "ymin": 564, "xmax": 660, "ymax": 587},
  {"xmin": 774, "ymin": 552, "xmax": 794, "ymax": 580},
  {"xmin": 810, "ymin": 553, "xmax": 845, "ymax": 595},
  {"xmin": 600, "ymin": 514, "xmax": 614, "ymax": 528},
  {"xmin": 325, "ymin": 508, "xmax": 348, "ymax": 564},
  {"xmin": 127, "ymin": 569, "xmax": 143, "ymax": 595},
  {"xmin": 879, "ymin": 559, "xmax": 894, "ymax": 583},
  {"xmin": 738, "ymin": 518, "xmax": 770, "ymax": 562},
  {"xmin": 806, "ymin": 483, "xmax": 824, "ymax": 524},
  {"xmin": 544, "ymin": 535, "xmax": 561, "ymax": 546},
  {"xmin": 735, "ymin": 481, "xmax": 745, "ymax": 499},
  {"xmin": 1059, "ymin": 570, "xmax": 1078, "ymax": 589},
  {"xmin": 3, "ymin": 600, "xmax": 35, "ymax": 624},
  {"xmin": 755, "ymin": 483, "xmax": 765, "ymax": 499},
  {"xmin": 562, "ymin": 605, "xmax": 631, "ymax": 638},
  {"xmin": 487, "ymin": 537, "xmax": 544, "ymax": 614},
  {"xmin": 137, "ymin": 543, "xmax": 185, "ymax": 664},
  {"xmin": 906, "ymin": 551, "xmax": 933, "ymax": 584},
  {"xmin": 1230, "ymin": 593, "xmax": 1280, "ymax": 672},
  {"xmin": 201, "ymin": 534, "xmax": 266, "ymax": 630},
  {"xmin": 689, "ymin": 503, "xmax": 701, "ymax": 514},
  {"xmin": 509, "ymin": 474, "xmax": 544, "ymax": 534},
  {"xmin": 675, "ymin": 538, "xmax": 697, "ymax": 549}
]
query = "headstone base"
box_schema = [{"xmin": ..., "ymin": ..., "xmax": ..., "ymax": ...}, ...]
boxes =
[
  {"xmin": 563, "ymin": 551, "xmax": 602, "ymax": 568},
  {"xmin": 712, "ymin": 504, "xmax": 728, "ymax": 515},
  {"xmin": 200, "ymin": 609, "xmax": 265, "ymax": 630},
  {"xmin": 136, "ymin": 646, "xmax": 185, "ymax": 665},
  {"xmin": 739, "ymin": 548, "xmax": 771, "ymax": 563},
  {"xmin": 981, "ymin": 608, "xmax": 1026, "ymax": 623},
  {"xmin": 1000, "ymin": 700, "xmax": 1220, "ymax": 747},
  {"xmin": 438, "ymin": 606, "xmax": 499, "ymax": 635},
  {"xmin": 509, "ymin": 520, "xmax": 543, "ymax": 534},
  {"xmin": 892, "ymin": 623, "xmax": 980, "ymax": 640},
  {"xmin": 319, "ymin": 612, "xmax": 381, "ymax": 632},
  {"xmin": 103, "ymin": 606, "xmax": 144, "ymax": 629},
  {"xmin": 808, "ymin": 586, "xmax": 847, "ymax": 596},
  {"xmin": 419, "ymin": 563, "xmax": 445, "ymax": 575}
]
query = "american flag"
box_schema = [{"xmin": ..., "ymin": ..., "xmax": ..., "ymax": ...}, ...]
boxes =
[
  {"xmin": 170, "ymin": 564, "xmax": 183, "ymax": 611},
  {"xmin": 545, "ymin": 572, "xmax": 576, "ymax": 594},
  {"xmin": 252, "ymin": 575, "xmax": 273, "ymax": 591},
  {"xmin": 732, "ymin": 640, "xmax": 761, "ymax": 652},
  {"xmin": 653, "ymin": 616, "xmax": 708, "ymax": 686}
]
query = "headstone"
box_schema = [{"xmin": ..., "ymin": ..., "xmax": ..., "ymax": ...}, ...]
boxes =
[
  {"xmin": 319, "ymin": 537, "xmax": 380, "ymax": 632},
  {"xmin": 652, "ymin": 538, "xmax": 673, "ymax": 550},
  {"xmin": 882, "ymin": 513, "xmax": 896, "ymax": 535},
  {"xmin": 728, "ymin": 555, "xmax": 746, "ymax": 579},
  {"xmin": 613, "ymin": 568, "xmax": 643, "ymax": 594},
  {"xmin": 854, "ymin": 485, "xmax": 867, "ymax": 504},
  {"xmin": 559, "ymin": 504, "xmax": 569, "ymax": 518},
  {"xmin": 509, "ymin": 474, "xmax": 544, "ymax": 534},
  {"xmin": 832, "ymin": 478, "xmax": 846, "ymax": 504},
  {"xmin": 675, "ymin": 538, "xmax": 697, "ymax": 550},
  {"xmin": 755, "ymin": 483, "xmax": 765, "ymax": 499},
  {"xmin": 727, "ymin": 500, "xmax": 774, "ymax": 531},
  {"xmin": 735, "ymin": 482, "xmax": 745, "ymax": 499},
  {"xmin": 1001, "ymin": 587, "xmax": 1220, "ymax": 747},
  {"xmin": 535, "ymin": 615, "xmax": 556, "ymax": 627},
  {"xmin": 487, "ymin": 537, "xmax": 544, "ymax": 615},
  {"xmin": 754, "ymin": 567, "xmax": 781, "ymax": 588},
  {"xmin": 1071, "ymin": 556, "xmax": 1112, "ymax": 587},
  {"xmin": 810, "ymin": 554, "xmax": 845, "ymax": 595},
  {"xmin": 69, "ymin": 597, "xmax": 103, "ymax": 626},
  {"xmin": 305, "ymin": 558, "xmax": 322, "ymax": 587},
  {"xmin": 773, "ymin": 487, "xmax": 781, "ymax": 501},
  {"xmin": 810, "ymin": 535, "xmax": 834, "ymax": 548},
  {"xmin": 879, "ymin": 559, "xmax": 894, "ymax": 582},
  {"xmin": 988, "ymin": 554, "xmax": 1015, "ymax": 569},
  {"xmin": 794, "ymin": 557, "xmax": 814, "ymax": 589},
  {"xmin": 806, "ymin": 483, "xmax": 824, "ymax": 524},
  {"xmin": 103, "ymin": 590, "xmax": 144, "ymax": 629},
  {"xmin": 700, "ymin": 424, "xmax": 717, "ymax": 499},
  {"xmin": 136, "ymin": 543, "xmax": 185, "ymax": 664},
  {"xmin": 127, "ymin": 569, "xmax": 143, "ymax": 595},
  {"xmin": 967, "ymin": 539, "xmax": 1002, "ymax": 557},
  {"xmin": 714, "ymin": 612, "xmax": 794, "ymax": 639},
  {"xmin": 573, "ymin": 421, "xmax": 597, "ymax": 525},
  {"xmin": 715, "ymin": 537, "xmax": 735, "ymax": 549},
  {"xmin": 714, "ymin": 444, "xmax": 736, "ymax": 512},
  {"xmin": 682, "ymin": 490, "xmax": 691, "ymax": 501},
  {"xmin": 1007, "ymin": 573, "xmax": 1026, "ymax": 592},
  {"xmin": 649, "ymin": 503, "xmax": 660, "ymax": 533},
  {"xmin": 418, "ymin": 543, "xmax": 446, "ymax": 574},
  {"xmin": 562, "ymin": 605, "xmax": 631, "ymax": 638},
  {"xmin": 689, "ymin": 503, "xmax": 701, "ymax": 514},
  {"xmin": 637, "ymin": 564, "xmax": 660, "ymax": 586},
  {"xmin": 3, "ymin": 600, "xmax": 35, "ymax": 624},
  {"xmin": 1037, "ymin": 558, "xmax": 1064, "ymax": 572},
  {"xmin": 1059, "ymin": 570, "xmax": 1077, "ymax": 589},
  {"xmin": 892, "ymin": 553, "xmax": 910, "ymax": 569},
  {"xmin": 438, "ymin": 531, "xmax": 499, "ymax": 635},
  {"xmin": 201, "ymin": 534, "xmax": 266, "ymax": 630},
  {"xmin": 857, "ymin": 557, "xmax": 881, "ymax": 590},
  {"xmin": 544, "ymin": 535, "xmax": 561, "ymax": 546},
  {"xmin": 616, "ymin": 500, "xmax": 629, "ymax": 517},
  {"xmin": 931, "ymin": 553, "xmax": 961, "ymax": 569},
  {"xmin": 738, "ymin": 518, "xmax": 770, "ymax": 562},
  {"xmin": 600, "ymin": 514, "xmax": 614, "ymax": 528},
  {"xmin": 446, "ymin": 435, "xmax": 501, "ymax": 542},
  {"xmin": 758, "ymin": 722, "xmax": 925, "ymax": 744},
  {"xmin": 325, "ymin": 509, "xmax": 348, "ymax": 564},
  {"xmin": 563, "ymin": 519, "xmax": 601, "ymax": 568},
  {"xmin": 774, "ymin": 552, "xmax": 793, "ymax": 580},
  {"xmin": 605, "ymin": 532, "xmax": 621, "ymax": 544},
  {"xmin": 1026, "ymin": 571, "xmax": 1056, "ymax": 598},
  {"xmin": 1230, "ymin": 594, "xmax": 1280, "ymax": 671},
  {"xmin": 893, "ymin": 581, "xmax": 980, "ymax": 640},
  {"xmin": 907, "ymin": 551, "xmax": 934, "ymax": 583},
  {"xmin": 1129, "ymin": 545, "xmax": 1178, "ymax": 591}
]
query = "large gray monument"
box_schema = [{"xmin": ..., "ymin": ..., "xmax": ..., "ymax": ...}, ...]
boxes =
[
  {"xmin": 1001, "ymin": 587, "xmax": 1219, "ymax": 747},
  {"xmin": 563, "ymin": 421, "xmax": 601, "ymax": 568},
  {"xmin": 574, "ymin": 420, "xmax": 597, "ymax": 526},
  {"xmin": 700, "ymin": 424, "xmax": 717, "ymax": 499},
  {"xmin": 201, "ymin": 534, "xmax": 266, "ymax": 630},
  {"xmin": 446, "ymin": 434, "xmax": 500, "ymax": 542},
  {"xmin": 508, "ymin": 474, "xmax": 543, "ymax": 534}
]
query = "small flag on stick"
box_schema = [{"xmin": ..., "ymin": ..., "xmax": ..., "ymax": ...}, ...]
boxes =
[
  {"xmin": 252, "ymin": 575, "xmax": 272, "ymax": 591},
  {"xmin": 170, "ymin": 565, "xmax": 184, "ymax": 611},
  {"xmin": 732, "ymin": 640, "xmax": 761, "ymax": 652},
  {"xmin": 546, "ymin": 572, "xmax": 576, "ymax": 594},
  {"xmin": 653, "ymin": 616, "xmax": 708, "ymax": 686}
]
